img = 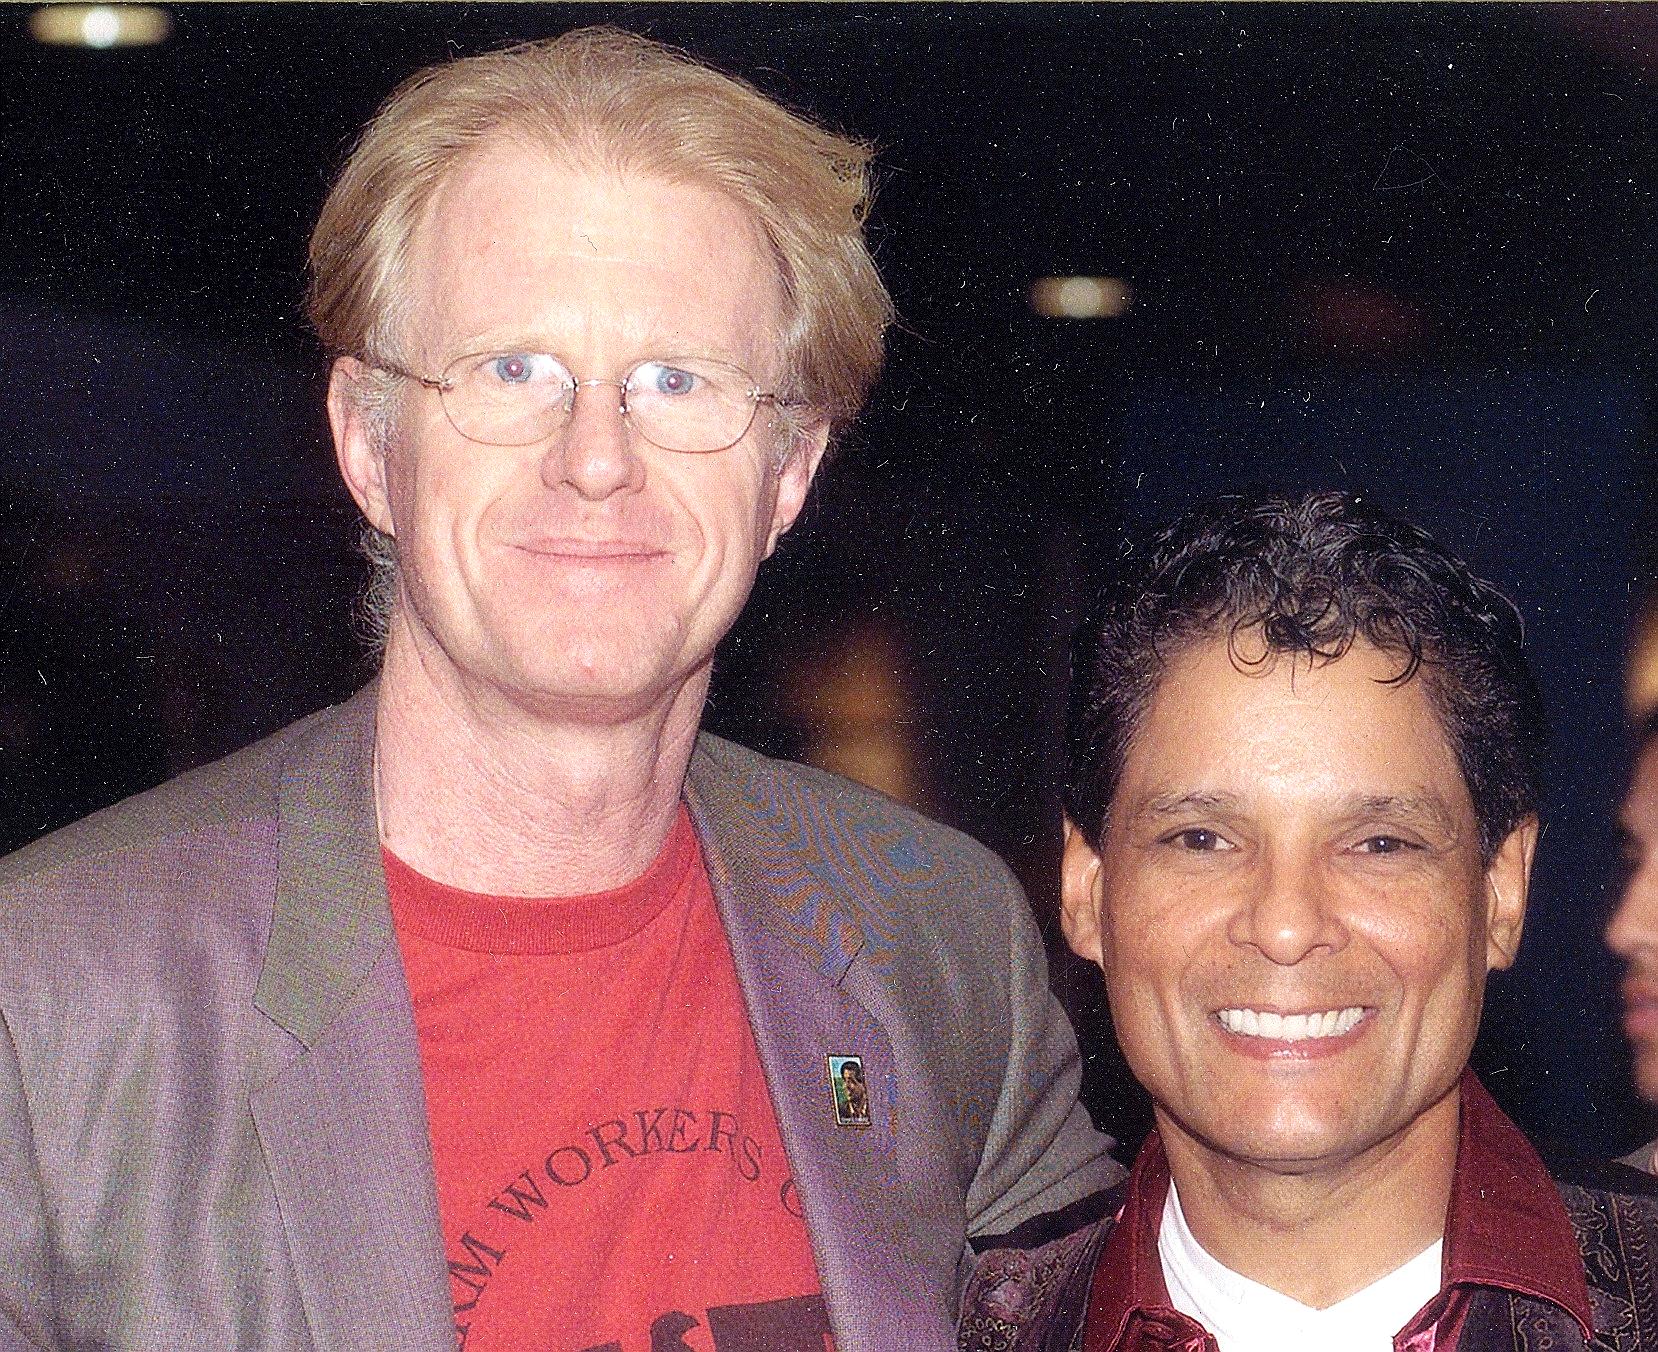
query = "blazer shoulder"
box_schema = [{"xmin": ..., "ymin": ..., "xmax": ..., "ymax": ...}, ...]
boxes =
[
  {"xmin": 0, "ymin": 700, "xmax": 335, "ymax": 887},
  {"xmin": 693, "ymin": 732, "xmax": 1018, "ymax": 890}
]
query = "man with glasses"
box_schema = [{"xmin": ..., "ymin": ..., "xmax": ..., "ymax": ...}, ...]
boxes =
[{"xmin": 0, "ymin": 27, "xmax": 1114, "ymax": 1352}]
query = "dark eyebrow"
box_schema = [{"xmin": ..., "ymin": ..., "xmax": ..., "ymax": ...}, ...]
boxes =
[
  {"xmin": 1129, "ymin": 790, "xmax": 1461, "ymax": 833},
  {"xmin": 1139, "ymin": 791, "xmax": 1240, "ymax": 819},
  {"xmin": 1345, "ymin": 793, "xmax": 1459, "ymax": 834}
]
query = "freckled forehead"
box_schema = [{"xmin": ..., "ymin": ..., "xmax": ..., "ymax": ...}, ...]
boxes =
[{"xmin": 404, "ymin": 139, "xmax": 787, "ymax": 362}]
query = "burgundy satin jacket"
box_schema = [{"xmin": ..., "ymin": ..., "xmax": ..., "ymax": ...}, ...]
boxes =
[{"xmin": 962, "ymin": 1075, "xmax": 1658, "ymax": 1352}]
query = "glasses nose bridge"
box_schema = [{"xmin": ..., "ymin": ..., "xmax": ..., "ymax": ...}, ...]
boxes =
[{"xmin": 565, "ymin": 374, "xmax": 633, "ymax": 418}]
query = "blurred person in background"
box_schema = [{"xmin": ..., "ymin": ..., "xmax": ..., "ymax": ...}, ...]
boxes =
[
  {"xmin": 1607, "ymin": 713, "xmax": 1658, "ymax": 1172},
  {"xmin": 961, "ymin": 491, "xmax": 1658, "ymax": 1352},
  {"xmin": 0, "ymin": 27, "xmax": 1115, "ymax": 1352}
]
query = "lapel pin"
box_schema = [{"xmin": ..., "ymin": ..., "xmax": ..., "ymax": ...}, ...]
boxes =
[{"xmin": 827, "ymin": 1053, "xmax": 872, "ymax": 1128}]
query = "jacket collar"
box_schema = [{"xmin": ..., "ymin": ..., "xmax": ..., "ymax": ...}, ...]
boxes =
[
  {"xmin": 254, "ymin": 684, "xmax": 387, "ymax": 1047},
  {"xmin": 1085, "ymin": 1071, "xmax": 1593, "ymax": 1351},
  {"xmin": 685, "ymin": 733, "xmax": 867, "ymax": 982},
  {"xmin": 253, "ymin": 697, "xmax": 870, "ymax": 1042},
  {"xmin": 1432, "ymin": 1073, "xmax": 1591, "ymax": 1337},
  {"xmin": 684, "ymin": 733, "xmax": 960, "ymax": 1349},
  {"xmin": 249, "ymin": 686, "xmax": 453, "ymax": 1350},
  {"xmin": 1084, "ymin": 1117, "xmax": 1192, "ymax": 1351},
  {"xmin": 249, "ymin": 698, "xmax": 943, "ymax": 1351}
]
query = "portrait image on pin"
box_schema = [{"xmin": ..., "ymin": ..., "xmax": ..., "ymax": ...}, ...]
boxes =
[{"xmin": 827, "ymin": 1055, "xmax": 871, "ymax": 1128}]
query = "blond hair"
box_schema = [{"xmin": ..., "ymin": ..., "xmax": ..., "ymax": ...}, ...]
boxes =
[{"xmin": 308, "ymin": 25, "xmax": 891, "ymax": 437}]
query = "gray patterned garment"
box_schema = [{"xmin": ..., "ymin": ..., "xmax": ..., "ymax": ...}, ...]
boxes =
[{"xmin": 0, "ymin": 688, "xmax": 1120, "ymax": 1352}]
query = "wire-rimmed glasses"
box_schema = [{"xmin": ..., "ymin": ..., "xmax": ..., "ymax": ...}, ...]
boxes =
[{"xmin": 372, "ymin": 350, "xmax": 789, "ymax": 454}]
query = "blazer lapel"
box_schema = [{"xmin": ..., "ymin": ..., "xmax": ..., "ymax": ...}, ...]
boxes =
[
  {"xmin": 249, "ymin": 690, "xmax": 453, "ymax": 1352},
  {"xmin": 686, "ymin": 740, "xmax": 958, "ymax": 1350}
]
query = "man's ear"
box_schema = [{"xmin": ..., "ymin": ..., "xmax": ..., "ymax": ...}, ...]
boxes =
[
  {"xmin": 328, "ymin": 357, "xmax": 396, "ymax": 536},
  {"xmin": 1484, "ymin": 814, "xmax": 1538, "ymax": 972},
  {"xmin": 765, "ymin": 417, "xmax": 831, "ymax": 557},
  {"xmin": 1060, "ymin": 816, "xmax": 1107, "ymax": 968}
]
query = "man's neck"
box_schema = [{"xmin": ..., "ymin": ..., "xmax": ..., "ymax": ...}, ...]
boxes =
[
  {"xmin": 1158, "ymin": 1088, "xmax": 1460, "ymax": 1310},
  {"xmin": 371, "ymin": 632, "xmax": 707, "ymax": 897}
]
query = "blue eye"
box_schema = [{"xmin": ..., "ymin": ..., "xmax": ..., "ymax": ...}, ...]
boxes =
[
  {"xmin": 491, "ymin": 354, "xmax": 535, "ymax": 384},
  {"xmin": 647, "ymin": 364, "xmax": 698, "ymax": 397}
]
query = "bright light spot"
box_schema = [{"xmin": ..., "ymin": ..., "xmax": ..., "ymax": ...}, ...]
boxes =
[
  {"xmin": 1029, "ymin": 275, "xmax": 1133, "ymax": 319},
  {"xmin": 30, "ymin": 5, "xmax": 171, "ymax": 47},
  {"xmin": 81, "ymin": 7, "xmax": 120, "ymax": 47}
]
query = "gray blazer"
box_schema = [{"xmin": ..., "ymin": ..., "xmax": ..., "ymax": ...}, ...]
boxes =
[{"xmin": 0, "ymin": 688, "xmax": 1116, "ymax": 1351}]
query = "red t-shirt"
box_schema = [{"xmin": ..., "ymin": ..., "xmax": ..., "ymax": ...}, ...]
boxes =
[{"xmin": 386, "ymin": 807, "xmax": 831, "ymax": 1352}]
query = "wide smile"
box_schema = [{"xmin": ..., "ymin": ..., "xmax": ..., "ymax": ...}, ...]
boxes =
[{"xmin": 1212, "ymin": 1005, "xmax": 1372, "ymax": 1057}]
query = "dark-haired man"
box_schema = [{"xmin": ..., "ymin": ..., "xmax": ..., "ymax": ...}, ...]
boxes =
[{"xmin": 961, "ymin": 491, "xmax": 1658, "ymax": 1351}]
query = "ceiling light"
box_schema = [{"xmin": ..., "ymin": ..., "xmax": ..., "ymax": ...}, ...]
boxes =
[
  {"xmin": 1029, "ymin": 276, "xmax": 1132, "ymax": 320},
  {"xmin": 30, "ymin": 5, "xmax": 170, "ymax": 48}
]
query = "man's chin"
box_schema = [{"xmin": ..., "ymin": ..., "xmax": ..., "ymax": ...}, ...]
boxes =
[
  {"xmin": 391, "ymin": 596, "xmax": 709, "ymax": 726},
  {"xmin": 493, "ymin": 670, "xmax": 684, "ymax": 725},
  {"xmin": 490, "ymin": 645, "xmax": 712, "ymax": 726},
  {"xmin": 1166, "ymin": 1101, "xmax": 1384, "ymax": 1178},
  {"xmin": 1200, "ymin": 1133, "xmax": 1358, "ymax": 1176}
]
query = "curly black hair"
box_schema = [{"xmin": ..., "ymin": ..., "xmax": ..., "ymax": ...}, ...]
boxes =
[{"xmin": 1063, "ymin": 490, "xmax": 1545, "ymax": 861}]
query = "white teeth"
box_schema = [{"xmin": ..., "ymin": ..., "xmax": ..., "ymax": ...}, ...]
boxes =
[{"xmin": 1216, "ymin": 1006, "xmax": 1365, "ymax": 1041}]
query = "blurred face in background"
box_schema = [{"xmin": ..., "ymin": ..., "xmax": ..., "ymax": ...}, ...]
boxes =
[{"xmin": 1607, "ymin": 735, "xmax": 1658, "ymax": 1102}]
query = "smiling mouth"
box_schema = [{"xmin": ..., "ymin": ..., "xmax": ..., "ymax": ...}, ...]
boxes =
[
  {"xmin": 515, "ymin": 539, "xmax": 665, "ymax": 560},
  {"xmin": 1215, "ymin": 1006, "xmax": 1367, "ymax": 1042}
]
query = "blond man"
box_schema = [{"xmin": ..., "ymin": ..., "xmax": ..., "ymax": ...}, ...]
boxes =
[{"xmin": 0, "ymin": 30, "xmax": 1114, "ymax": 1352}]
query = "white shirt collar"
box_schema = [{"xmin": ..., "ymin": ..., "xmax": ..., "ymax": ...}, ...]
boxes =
[{"xmin": 1157, "ymin": 1179, "xmax": 1442, "ymax": 1352}]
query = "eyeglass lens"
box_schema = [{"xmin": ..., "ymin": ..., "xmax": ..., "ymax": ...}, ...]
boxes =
[{"xmin": 438, "ymin": 352, "xmax": 761, "ymax": 452}]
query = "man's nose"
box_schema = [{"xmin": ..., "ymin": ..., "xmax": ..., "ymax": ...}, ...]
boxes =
[
  {"xmin": 543, "ymin": 378, "xmax": 644, "ymax": 500},
  {"xmin": 1608, "ymin": 861, "xmax": 1658, "ymax": 961},
  {"xmin": 1226, "ymin": 850, "xmax": 1348, "ymax": 965}
]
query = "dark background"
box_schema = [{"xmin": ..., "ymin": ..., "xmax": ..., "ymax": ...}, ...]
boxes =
[{"xmin": 1, "ymin": 3, "xmax": 1653, "ymax": 1158}]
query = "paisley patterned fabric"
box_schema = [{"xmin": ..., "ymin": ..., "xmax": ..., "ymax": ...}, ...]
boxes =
[
  {"xmin": 960, "ymin": 1222, "xmax": 1107, "ymax": 1352},
  {"xmin": 961, "ymin": 1178, "xmax": 1658, "ymax": 1352},
  {"xmin": 1553, "ymin": 1183, "xmax": 1658, "ymax": 1351}
]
